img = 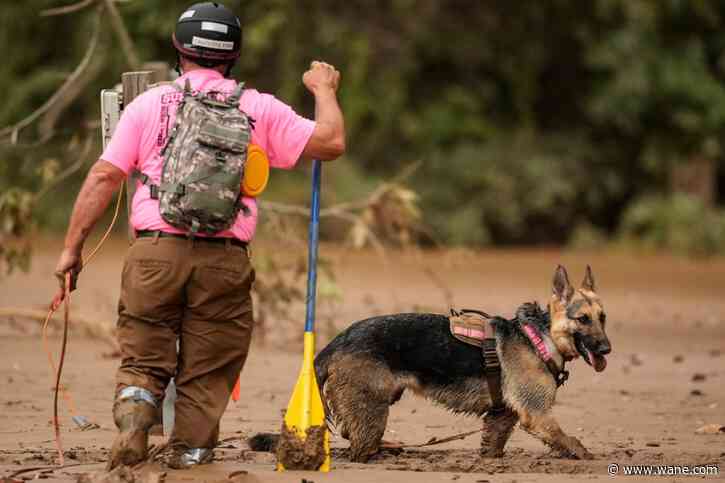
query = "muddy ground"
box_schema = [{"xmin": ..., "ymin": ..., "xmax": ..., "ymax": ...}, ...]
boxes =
[{"xmin": 1, "ymin": 238, "xmax": 724, "ymax": 482}]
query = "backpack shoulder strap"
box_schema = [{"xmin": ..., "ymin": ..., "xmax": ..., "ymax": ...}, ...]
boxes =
[
  {"xmin": 227, "ymin": 81, "xmax": 245, "ymax": 106},
  {"xmin": 170, "ymin": 79, "xmax": 193, "ymax": 95}
]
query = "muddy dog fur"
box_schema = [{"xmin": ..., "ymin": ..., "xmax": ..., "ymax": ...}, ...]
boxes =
[
  {"xmin": 312, "ymin": 265, "xmax": 611, "ymax": 462},
  {"xmin": 250, "ymin": 265, "xmax": 611, "ymax": 462}
]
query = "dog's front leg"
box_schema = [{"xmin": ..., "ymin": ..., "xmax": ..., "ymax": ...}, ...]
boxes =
[
  {"xmin": 480, "ymin": 408, "xmax": 518, "ymax": 457},
  {"xmin": 519, "ymin": 412, "xmax": 593, "ymax": 460}
]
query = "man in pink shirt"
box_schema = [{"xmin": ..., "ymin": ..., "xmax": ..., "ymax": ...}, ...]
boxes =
[{"xmin": 53, "ymin": 2, "xmax": 345, "ymax": 470}]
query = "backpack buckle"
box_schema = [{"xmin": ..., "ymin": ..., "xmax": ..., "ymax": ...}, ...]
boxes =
[{"xmin": 149, "ymin": 185, "xmax": 159, "ymax": 200}]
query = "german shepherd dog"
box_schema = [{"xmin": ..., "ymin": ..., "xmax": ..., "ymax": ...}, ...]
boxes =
[{"xmin": 309, "ymin": 265, "xmax": 611, "ymax": 462}]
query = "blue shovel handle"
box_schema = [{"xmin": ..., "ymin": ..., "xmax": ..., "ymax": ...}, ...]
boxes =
[{"xmin": 304, "ymin": 160, "xmax": 322, "ymax": 333}]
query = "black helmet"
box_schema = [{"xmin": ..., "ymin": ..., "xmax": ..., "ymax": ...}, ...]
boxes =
[{"xmin": 173, "ymin": 2, "xmax": 242, "ymax": 63}]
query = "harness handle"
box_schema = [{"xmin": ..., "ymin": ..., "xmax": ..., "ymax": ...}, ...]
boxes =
[{"xmin": 458, "ymin": 308, "xmax": 494, "ymax": 319}]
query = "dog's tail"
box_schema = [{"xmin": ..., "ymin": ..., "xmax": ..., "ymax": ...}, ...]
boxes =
[{"xmin": 248, "ymin": 432, "xmax": 279, "ymax": 452}]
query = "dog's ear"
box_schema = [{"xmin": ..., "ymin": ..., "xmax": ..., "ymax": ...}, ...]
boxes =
[
  {"xmin": 552, "ymin": 265, "xmax": 574, "ymax": 302},
  {"xmin": 581, "ymin": 264, "xmax": 595, "ymax": 292}
]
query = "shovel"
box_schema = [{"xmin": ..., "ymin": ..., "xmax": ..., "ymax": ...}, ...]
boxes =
[{"xmin": 276, "ymin": 160, "xmax": 330, "ymax": 472}]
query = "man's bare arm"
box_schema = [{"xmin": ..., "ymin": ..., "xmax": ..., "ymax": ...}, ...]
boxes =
[
  {"xmin": 56, "ymin": 160, "xmax": 126, "ymax": 275},
  {"xmin": 302, "ymin": 61, "xmax": 346, "ymax": 161}
]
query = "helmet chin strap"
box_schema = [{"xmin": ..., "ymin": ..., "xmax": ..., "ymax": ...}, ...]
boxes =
[
  {"xmin": 224, "ymin": 60, "xmax": 236, "ymax": 78},
  {"xmin": 174, "ymin": 52, "xmax": 182, "ymax": 77}
]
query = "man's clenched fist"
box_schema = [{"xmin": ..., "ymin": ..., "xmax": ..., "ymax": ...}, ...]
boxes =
[{"xmin": 303, "ymin": 60, "xmax": 341, "ymax": 94}]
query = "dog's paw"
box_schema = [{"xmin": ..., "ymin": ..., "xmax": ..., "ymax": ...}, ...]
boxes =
[
  {"xmin": 564, "ymin": 448, "xmax": 594, "ymax": 460},
  {"xmin": 577, "ymin": 448, "xmax": 594, "ymax": 460},
  {"xmin": 379, "ymin": 439, "xmax": 405, "ymax": 450},
  {"xmin": 556, "ymin": 438, "xmax": 594, "ymax": 460},
  {"xmin": 570, "ymin": 439, "xmax": 594, "ymax": 460}
]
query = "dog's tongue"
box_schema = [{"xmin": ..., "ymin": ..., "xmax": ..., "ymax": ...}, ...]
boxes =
[{"xmin": 590, "ymin": 350, "xmax": 607, "ymax": 372}]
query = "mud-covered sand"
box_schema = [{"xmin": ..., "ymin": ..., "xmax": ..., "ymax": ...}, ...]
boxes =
[
  {"xmin": 1, "ymin": 239, "xmax": 724, "ymax": 482},
  {"xmin": 276, "ymin": 425, "xmax": 327, "ymax": 471}
]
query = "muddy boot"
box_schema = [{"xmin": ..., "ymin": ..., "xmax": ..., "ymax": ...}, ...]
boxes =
[
  {"xmin": 107, "ymin": 387, "xmax": 158, "ymax": 471},
  {"xmin": 167, "ymin": 448, "xmax": 214, "ymax": 469}
]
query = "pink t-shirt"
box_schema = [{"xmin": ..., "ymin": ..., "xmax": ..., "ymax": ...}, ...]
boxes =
[{"xmin": 101, "ymin": 68, "xmax": 315, "ymax": 241}]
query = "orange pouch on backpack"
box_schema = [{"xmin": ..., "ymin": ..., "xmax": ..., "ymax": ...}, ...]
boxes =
[{"xmin": 242, "ymin": 144, "xmax": 270, "ymax": 197}]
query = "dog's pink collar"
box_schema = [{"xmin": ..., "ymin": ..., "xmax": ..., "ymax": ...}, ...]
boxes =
[
  {"xmin": 521, "ymin": 323, "xmax": 553, "ymax": 361},
  {"xmin": 520, "ymin": 323, "xmax": 569, "ymax": 387}
]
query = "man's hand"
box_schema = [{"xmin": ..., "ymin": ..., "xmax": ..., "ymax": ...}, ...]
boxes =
[
  {"xmin": 303, "ymin": 61, "xmax": 341, "ymax": 94},
  {"xmin": 55, "ymin": 248, "xmax": 82, "ymax": 279},
  {"xmin": 52, "ymin": 248, "xmax": 82, "ymax": 309},
  {"xmin": 301, "ymin": 60, "xmax": 346, "ymax": 161}
]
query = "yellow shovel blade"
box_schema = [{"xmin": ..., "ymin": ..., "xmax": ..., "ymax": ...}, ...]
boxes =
[{"xmin": 277, "ymin": 332, "xmax": 330, "ymax": 472}]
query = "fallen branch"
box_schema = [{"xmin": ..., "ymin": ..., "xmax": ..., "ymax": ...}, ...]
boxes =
[
  {"xmin": 103, "ymin": 0, "xmax": 141, "ymax": 70},
  {"xmin": 40, "ymin": 0, "xmax": 97, "ymax": 17},
  {"xmin": 260, "ymin": 200, "xmax": 385, "ymax": 252},
  {"xmin": 325, "ymin": 160, "xmax": 422, "ymax": 215},
  {"xmin": 260, "ymin": 161, "xmax": 421, "ymax": 219},
  {"xmin": 0, "ymin": 6, "xmax": 103, "ymax": 145},
  {"xmin": 35, "ymin": 136, "xmax": 96, "ymax": 201},
  {"xmin": 259, "ymin": 161, "xmax": 422, "ymax": 252},
  {"xmin": 382, "ymin": 428, "xmax": 483, "ymax": 450}
]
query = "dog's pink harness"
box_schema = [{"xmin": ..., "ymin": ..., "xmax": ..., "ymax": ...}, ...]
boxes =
[
  {"xmin": 451, "ymin": 325, "xmax": 487, "ymax": 340},
  {"xmin": 449, "ymin": 309, "xmax": 569, "ymax": 393}
]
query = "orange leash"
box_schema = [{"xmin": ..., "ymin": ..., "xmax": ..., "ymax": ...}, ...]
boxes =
[
  {"xmin": 43, "ymin": 273, "xmax": 71, "ymax": 466},
  {"xmin": 42, "ymin": 183, "xmax": 124, "ymax": 466}
]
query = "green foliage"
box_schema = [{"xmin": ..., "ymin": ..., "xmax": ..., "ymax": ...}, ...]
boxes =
[
  {"xmin": 0, "ymin": 0, "xmax": 724, "ymax": 253},
  {"xmin": 619, "ymin": 194, "xmax": 725, "ymax": 256},
  {"xmin": 0, "ymin": 188, "xmax": 35, "ymax": 237},
  {"xmin": 419, "ymin": 132, "xmax": 625, "ymax": 245},
  {"xmin": 568, "ymin": 223, "xmax": 609, "ymax": 251},
  {"xmin": 0, "ymin": 187, "xmax": 35, "ymax": 275},
  {"xmin": 587, "ymin": 0, "xmax": 725, "ymax": 172}
]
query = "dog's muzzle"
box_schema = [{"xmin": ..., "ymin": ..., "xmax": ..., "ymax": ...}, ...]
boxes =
[{"xmin": 574, "ymin": 334, "xmax": 609, "ymax": 372}]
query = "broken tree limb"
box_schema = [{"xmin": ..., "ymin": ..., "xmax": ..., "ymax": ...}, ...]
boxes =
[
  {"xmin": 40, "ymin": 0, "xmax": 97, "ymax": 17},
  {"xmin": 381, "ymin": 428, "xmax": 483, "ymax": 450},
  {"xmin": 39, "ymin": 51, "xmax": 105, "ymax": 141},
  {"xmin": 103, "ymin": 0, "xmax": 141, "ymax": 70},
  {"xmin": 260, "ymin": 161, "xmax": 421, "ymax": 219},
  {"xmin": 258, "ymin": 161, "xmax": 424, "ymax": 250},
  {"xmin": 0, "ymin": 6, "xmax": 103, "ymax": 145},
  {"xmin": 35, "ymin": 136, "xmax": 96, "ymax": 201}
]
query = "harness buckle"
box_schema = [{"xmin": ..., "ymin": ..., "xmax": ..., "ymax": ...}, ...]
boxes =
[
  {"xmin": 556, "ymin": 369, "xmax": 570, "ymax": 387},
  {"xmin": 487, "ymin": 404, "xmax": 507, "ymax": 416},
  {"xmin": 149, "ymin": 185, "xmax": 159, "ymax": 200}
]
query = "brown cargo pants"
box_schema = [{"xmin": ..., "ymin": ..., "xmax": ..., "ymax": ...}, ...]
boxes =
[{"xmin": 114, "ymin": 235, "xmax": 254, "ymax": 450}]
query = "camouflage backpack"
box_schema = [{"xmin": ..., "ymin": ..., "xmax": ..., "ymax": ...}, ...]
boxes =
[{"xmin": 141, "ymin": 79, "xmax": 252, "ymax": 235}]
